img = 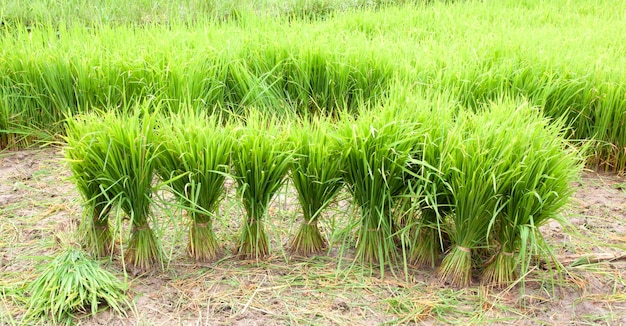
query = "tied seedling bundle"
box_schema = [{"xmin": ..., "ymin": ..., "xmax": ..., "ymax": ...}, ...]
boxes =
[
  {"xmin": 288, "ymin": 116, "xmax": 344, "ymax": 256},
  {"xmin": 65, "ymin": 114, "xmax": 115, "ymax": 257},
  {"xmin": 481, "ymin": 103, "xmax": 583, "ymax": 286},
  {"xmin": 437, "ymin": 105, "xmax": 521, "ymax": 287},
  {"xmin": 157, "ymin": 109, "xmax": 232, "ymax": 262},
  {"xmin": 98, "ymin": 107, "xmax": 162, "ymax": 272},
  {"xmin": 337, "ymin": 106, "xmax": 418, "ymax": 276},
  {"xmin": 232, "ymin": 111, "xmax": 294, "ymax": 260},
  {"xmin": 401, "ymin": 102, "xmax": 456, "ymax": 268},
  {"xmin": 25, "ymin": 247, "xmax": 130, "ymax": 324}
]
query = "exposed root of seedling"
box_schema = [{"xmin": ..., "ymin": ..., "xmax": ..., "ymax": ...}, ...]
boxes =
[
  {"xmin": 124, "ymin": 224, "xmax": 162, "ymax": 272},
  {"xmin": 289, "ymin": 222, "xmax": 327, "ymax": 256},
  {"xmin": 237, "ymin": 221, "xmax": 270, "ymax": 261},
  {"xmin": 438, "ymin": 246, "xmax": 473, "ymax": 287},
  {"xmin": 187, "ymin": 221, "xmax": 220, "ymax": 262},
  {"xmin": 482, "ymin": 252, "xmax": 517, "ymax": 287}
]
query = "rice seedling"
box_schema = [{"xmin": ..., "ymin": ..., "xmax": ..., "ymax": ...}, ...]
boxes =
[
  {"xmin": 156, "ymin": 109, "xmax": 233, "ymax": 262},
  {"xmin": 97, "ymin": 106, "xmax": 162, "ymax": 272},
  {"xmin": 396, "ymin": 97, "xmax": 457, "ymax": 268},
  {"xmin": 336, "ymin": 106, "xmax": 418, "ymax": 275},
  {"xmin": 288, "ymin": 116, "xmax": 343, "ymax": 256},
  {"xmin": 24, "ymin": 247, "xmax": 130, "ymax": 324},
  {"xmin": 481, "ymin": 103, "xmax": 583, "ymax": 287},
  {"xmin": 231, "ymin": 111, "xmax": 294, "ymax": 260},
  {"xmin": 0, "ymin": 93, "xmax": 9, "ymax": 149},
  {"xmin": 64, "ymin": 113, "xmax": 114, "ymax": 258},
  {"xmin": 437, "ymin": 103, "xmax": 521, "ymax": 287}
]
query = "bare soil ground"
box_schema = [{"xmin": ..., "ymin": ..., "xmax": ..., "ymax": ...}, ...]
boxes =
[{"xmin": 1, "ymin": 148, "xmax": 625, "ymax": 325}]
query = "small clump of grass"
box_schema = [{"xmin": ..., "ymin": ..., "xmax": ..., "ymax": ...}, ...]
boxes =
[
  {"xmin": 232, "ymin": 111, "xmax": 294, "ymax": 260},
  {"xmin": 288, "ymin": 116, "xmax": 343, "ymax": 256},
  {"xmin": 24, "ymin": 247, "xmax": 130, "ymax": 325},
  {"xmin": 156, "ymin": 109, "xmax": 233, "ymax": 262}
]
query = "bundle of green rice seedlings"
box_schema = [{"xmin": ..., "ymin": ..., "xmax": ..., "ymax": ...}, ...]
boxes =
[
  {"xmin": 437, "ymin": 107, "xmax": 520, "ymax": 287},
  {"xmin": 481, "ymin": 103, "xmax": 583, "ymax": 286},
  {"xmin": 64, "ymin": 114, "xmax": 114, "ymax": 258},
  {"xmin": 156, "ymin": 109, "xmax": 233, "ymax": 262},
  {"xmin": 232, "ymin": 111, "xmax": 294, "ymax": 260},
  {"xmin": 404, "ymin": 108, "xmax": 456, "ymax": 268},
  {"xmin": 98, "ymin": 107, "xmax": 162, "ymax": 272},
  {"xmin": 288, "ymin": 116, "xmax": 343, "ymax": 255},
  {"xmin": 364, "ymin": 92, "xmax": 456, "ymax": 269},
  {"xmin": 25, "ymin": 247, "xmax": 130, "ymax": 324},
  {"xmin": 337, "ymin": 106, "xmax": 418, "ymax": 275}
]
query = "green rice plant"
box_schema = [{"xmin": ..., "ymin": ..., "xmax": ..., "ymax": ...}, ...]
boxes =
[
  {"xmin": 24, "ymin": 247, "xmax": 130, "ymax": 325},
  {"xmin": 437, "ymin": 104, "xmax": 521, "ymax": 287},
  {"xmin": 398, "ymin": 96, "xmax": 457, "ymax": 268},
  {"xmin": 156, "ymin": 109, "xmax": 233, "ymax": 262},
  {"xmin": 0, "ymin": 91, "xmax": 9, "ymax": 149},
  {"xmin": 232, "ymin": 111, "xmax": 294, "ymax": 260},
  {"xmin": 3, "ymin": 0, "xmax": 626, "ymax": 171},
  {"xmin": 588, "ymin": 83, "xmax": 626, "ymax": 172},
  {"xmin": 337, "ymin": 105, "xmax": 417, "ymax": 275},
  {"xmin": 0, "ymin": 92, "xmax": 19, "ymax": 149},
  {"xmin": 64, "ymin": 113, "xmax": 114, "ymax": 258},
  {"xmin": 288, "ymin": 116, "xmax": 343, "ymax": 255},
  {"xmin": 481, "ymin": 103, "xmax": 583, "ymax": 287},
  {"xmin": 98, "ymin": 106, "xmax": 162, "ymax": 272}
]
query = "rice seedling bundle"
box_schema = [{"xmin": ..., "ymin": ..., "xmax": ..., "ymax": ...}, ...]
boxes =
[
  {"xmin": 481, "ymin": 103, "xmax": 583, "ymax": 286},
  {"xmin": 97, "ymin": 106, "xmax": 162, "ymax": 272},
  {"xmin": 64, "ymin": 114, "xmax": 115, "ymax": 258},
  {"xmin": 337, "ymin": 106, "xmax": 418, "ymax": 275},
  {"xmin": 232, "ymin": 111, "xmax": 294, "ymax": 260},
  {"xmin": 437, "ymin": 105, "xmax": 522, "ymax": 287},
  {"xmin": 25, "ymin": 247, "xmax": 130, "ymax": 324},
  {"xmin": 396, "ymin": 98, "xmax": 457, "ymax": 268},
  {"xmin": 156, "ymin": 109, "xmax": 233, "ymax": 262},
  {"xmin": 288, "ymin": 116, "xmax": 343, "ymax": 255}
]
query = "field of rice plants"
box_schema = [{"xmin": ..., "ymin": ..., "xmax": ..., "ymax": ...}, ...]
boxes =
[{"xmin": 1, "ymin": 0, "xmax": 626, "ymax": 324}]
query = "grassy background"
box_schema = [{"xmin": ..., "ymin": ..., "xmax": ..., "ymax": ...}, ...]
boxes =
[{"xmin": 1, "ymin": 0, "xmax": 625, "ymax": 170}]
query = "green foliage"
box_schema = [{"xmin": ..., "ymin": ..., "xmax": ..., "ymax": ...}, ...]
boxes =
[
  {"xmin": 288, "ymin": 116, "xmax": 344, "ymax": 255},
  {"xmin": 436, "ymin": 100, "xmax": 583, "ymax": 287},
  {"xmin": 481, "ymin": 102, "xmax": 584, "ymax": 286},
  {"xmin": 394, "ymin": 94, "xmax": 457, "ymax": 268},
  {"xmin": 25, "ymin": 248, "xmax": 130, "ymax": 324},
  {"xmin": 64, "ymin": 114, "xmax": 114, "ymax": 258},
  {"xmin": 2, "ymin": 0, "xmax": 626, "ymax": 170},
  {"xmin": 337, "ymin": 105, "xmax": 417, "ymax": 276},
  {"xmin": 96, "ymin": 105, "xmax": 162, "ymax": 272},
  {"xmin": 437, "ymin": 103, "xmax": 522, "ymax": 287},
  {"xmin": 232, "ymin": 111, "xmax": 294, "ymax": 260},
  {"xmin": 57, "ymin": 95, "xmax": 583, "ymax": 292},
  {"xmin": 156, "ymin": 109, "xmax": 233, "ymax": 262}
]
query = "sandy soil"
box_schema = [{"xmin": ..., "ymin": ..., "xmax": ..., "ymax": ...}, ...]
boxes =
[{"xmin": 0, "ymin": 147, "xmax": 625, "ymax": 325}]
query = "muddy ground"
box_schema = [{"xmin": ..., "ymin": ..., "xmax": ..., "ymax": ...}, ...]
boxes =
[{"xmin": 1, "ymin": 148, "xmax": 625, "ymax": 325}]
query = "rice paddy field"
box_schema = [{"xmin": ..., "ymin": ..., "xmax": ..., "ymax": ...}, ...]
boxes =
[{"xmin": 1, "ymin": 0, "xmax": 626, "ymax": 324}]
